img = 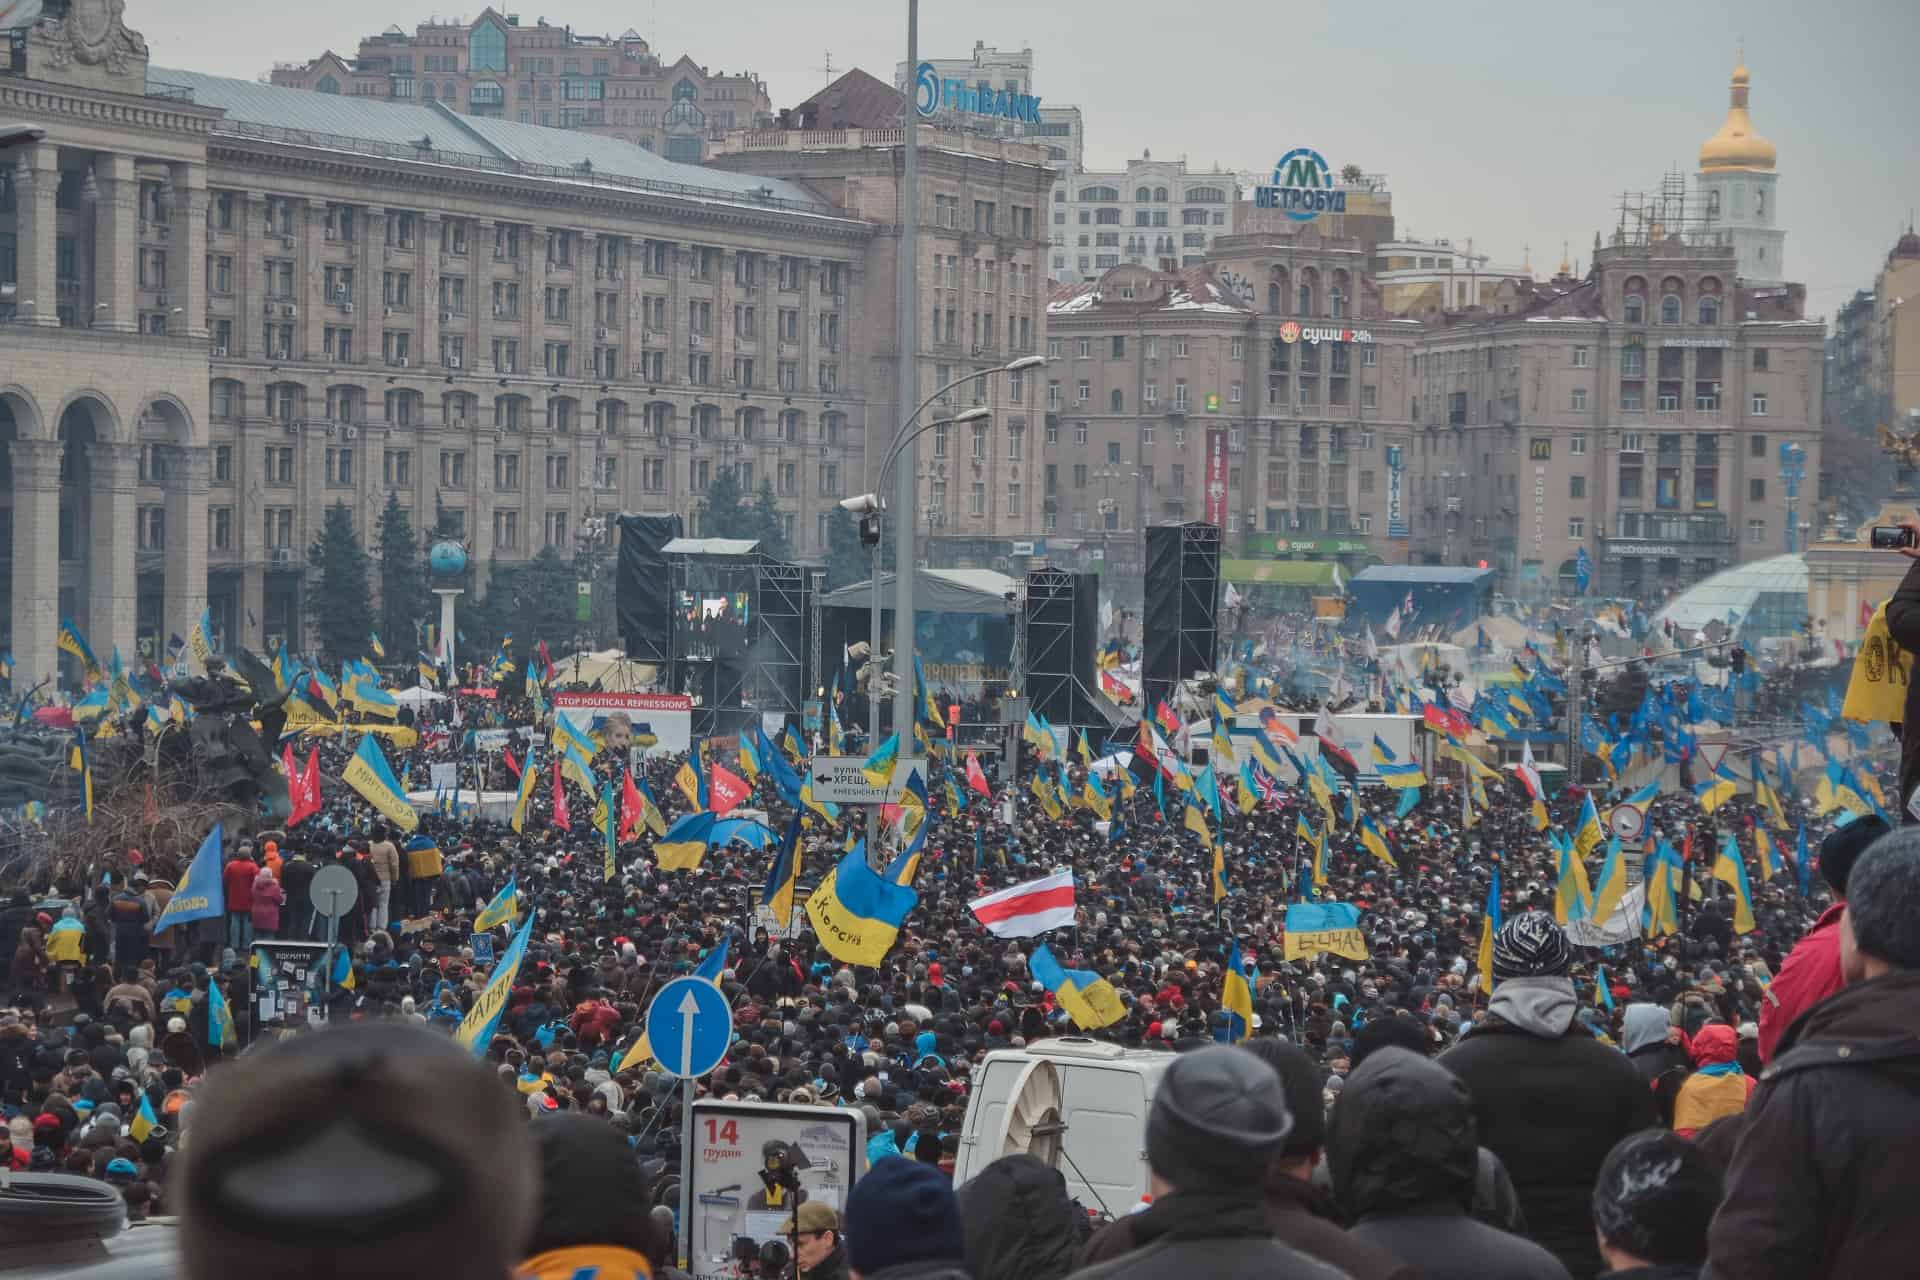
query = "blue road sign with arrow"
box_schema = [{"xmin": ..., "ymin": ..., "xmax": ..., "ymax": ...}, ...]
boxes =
[{"xmin": 647, "ymin": 976, "xmax": 733, "ymax": 1079}]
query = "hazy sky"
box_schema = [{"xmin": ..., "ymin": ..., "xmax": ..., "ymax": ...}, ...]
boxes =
[{"xmin": 135, "ymin": 0, "xmax": 1919, "ymax": 320}]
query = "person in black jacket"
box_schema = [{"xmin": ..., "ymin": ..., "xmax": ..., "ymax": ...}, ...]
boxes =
[
  {"xmin": 955, "ymin": 1152, "xmax": 1087, "ymax": 1280},
  {"xmin": 1069, "ymin": 1044, "xmax": 1347, "ymax": 1280},
  {"xmin": 1704, "ymin": 830, "xmax": 1920, "ymax": 1279},
  {"xmin": 1620, "ymin": 1003, "xmax": 1689, "ymax": 1128},
  {"xmin": 1878, "ymin": 527, "xmax": 1920, "ymax": 814},
  {"xmin": 1590, "ymin": 1130, "xmax": 1721, "ymax": 1280},
  {"xmin": 1325, "ymin": 1047, "xmax": 1570, "ymax": 1280},
  {"xmin": 1439, "ymin": 912, "xmax": 1654, "ymax": 1280}
]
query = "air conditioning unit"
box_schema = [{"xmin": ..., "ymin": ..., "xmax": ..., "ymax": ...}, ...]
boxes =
[
  {"xmin": 383, "ymin": 306, "xmax": 393, "ymax": 318},
  {"xmin": 343, "ymin": 426, "xmax": 358, "ymax": 440},
  {"xmin": 154, "ymin": 293, "xmax": 168, "ymax": 308},
  {"xmin": 690, "ymin": 334, "xmax": 705, "ymax": 348},
  {"xmin": 212, "ymin": 345, "xmax": 228, "ymax": 357},
  {"xmin": 270, "ymin": 549, "xmax": 292, "ymax": 565},
  {"xmin": 280, "ymin": 235, "xmax": 295, "ymax": 248},
  {"xmin": 448, "ymin": 356, "xmax": 461, "ymax": 369},
  {"xmin": 283, "ymin": 420, "xmax": 300, "ymax": 435},
  {"xmin": 263, "ymin": 300, "xmax": 276, "ymax": 315},
  {"xmin": 597, "ymin": 326, "xmax": 610, "ymax": 340},
  {"xmin": 283, "ymin": 304, "xmax": 297, "ymax": 317},
  {"xmin": 609, "ymin": 268, "xmax": 622, "ymax": 282},
  {"xmin": 342, "ymin": 301, "xmax": 354, "ymax": 313},
  {"xmin": 384, "ymin": 246, "xmax": 394, "ymax": 260},
  {"xmin": 157, "ymin": 225, "xmax": 170, "ymax": 241},
  {"xmin": 493, "ymin": 305, "xmax": 505, "ymax": 318}
]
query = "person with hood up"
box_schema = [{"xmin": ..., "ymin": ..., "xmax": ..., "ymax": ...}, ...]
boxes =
[
  {"xmin": 1668, "ymin": 1024, "xmax": 1751, "ymax": 1138},
  {"xmin": 1589, "ymin": 1130, "xmax": 1722, "ymax": 1280},
  {"xmin": 251, "ymin": 865, "xmax": 286, "ymax": 941},
  {"xmin": 1440, "ymin": 911, "xmax": 1652, "ymax": 1279},
  {"xmin": 1325, "ymin": 1046, "xmax": 1570, "ymax": 1280},
  {"xmin": 1070, "ymin": 1043, "xmax": 1347, "ymax": 1280},
  {"xmin": 1619, "ymin": 1004, "xmax": 1690, "ymax": 1129},
  {"xmin": 955, "ymin": 1152, "xmax": 1086, "ymax": 1280},
  {"xmin": 519, "ymin": 1112, "xmax": 668, "ymax": 1280},
  {"xmin": 842, "ymin": 1157, "xmax": 970, "ymax": 1280},
  {"xmin": 1704, "ymin": 830, "xmax": 1920, "ymax": 1279},
  {"xmin": 1754, "ymin": 814, "xmax": 1884, "ymax": 1064}
]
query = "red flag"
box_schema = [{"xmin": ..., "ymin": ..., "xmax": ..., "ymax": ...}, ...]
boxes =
[
  {"xmin": 282, "ymin": 744, "xmax": 306, "ymax": 825},
  {"xmin": 1153, "ymin": 701, "xmax": 1181, "ymax": 738},
  {"xmin": 537, "ymin": 639, "xmax": 554, "ymax": 681},
  {"xmin": 503, "ymin": 747, "xmax": 522, "ymax": 778},
  {"xmin": 290, "ymin": 748, "xmax": 323, "ymax": 825},
  {"xmin": 551, "ymin": 761, "xmax": 571, "ymax": 831},
  {"xmin": 708, "ymin": 764, "xmax": 751, "ymax": 815},
  {"xmin": 620, "ymin": 769, "xmax": 643, "ymax": 841},
  {"xmin": 965, "ymin": 751, "xmax": 993, "ymax": 797}
]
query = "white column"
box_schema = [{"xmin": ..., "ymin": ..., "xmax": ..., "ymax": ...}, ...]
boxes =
[
  {"xmin": 163, "ymin": 444, "xmax": 210, "ymax": 655},
  {"xmin": 13, "ymin": 144, "xmax": 60, "ymax": 327},
  {"xmin": 170, "ymin": 161, "xmax": 209, "ymax": 339},
  {"xmin": 9, "ymin": 441, "xmax": 64, "ymax": 684},
  {"xmin": 87, "ymin": 442, "xmax": 140, "ymax": 663},
  {"xmin": 92, "ymin": 153, "xmax": 138, "ymax": 333}
]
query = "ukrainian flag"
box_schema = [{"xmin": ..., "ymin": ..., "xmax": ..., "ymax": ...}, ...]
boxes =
[
  {"xmin": 455, "ymin": 912, "xmax": 538, "ymax": 1057},
  {"xmin": 1022, "ymin": 711, "xmax": 1053, "ymax": 758},
  {"xmin": 915, "ymin": 655, "xmax": 946, "ymax": 729},
  {"xmin": 655, "ymin": 812, "xmax": 717, "ymax": 872},
  {"xmin": 762, "ymin": 812, "xmax": 804, "ymax": 933},
  {"xmin": 1477, "ymin": 867, "xmax": 1502, "ymax": 991},
  {"xmin": 1081, "ymin": 767, "xmax": 1111, "ymax": 821},
  {"xmin": 1196, "ymin": 762, "xmax": 1223, "ymax": 821},
  {"xmin": 341, "ymin": 734, "xmax": 419, "ymax": 832},
  {"xmin": 185, "ymin": 608, "xmax": 213, "ymax": 670},
  {"xmin": 1553, "ymin": 830, "xmax": 1593, "ymax": 924},
  {"xmin": 1235, "ymin": 760, "xmax": 1259, "ymax": 815},
  {"xmin": 1211, "ymin": 713, "xmax": 1235, "ymax": 770},
  {"xmin": 1217, "ymin": 939, "xmax": 1255, "ymax": 1043},
  {"xmin": 1692, "ymin": 762, "xmax": 1738, "ymax": 814},
  {"xmin": 416, "ymin": 651, "xmax": 438, "ymax": 688},
  {"xmin": 1283, "ymin": 902, "xmax": 1369, "ymax": 962},
  {"xmin": 510, "ymin": 748, "xmax": 539, "ymax": 834},
  {"xmin": 59, "ymin": 618, "xmax": 101, "ymax": 678},
  {"xmin": 1358, "ymin": 815, "xmax": 1395, "ymax": 870},
  {"xmin": 1297, "ymin": 814, "xmax": 1327, "ymax": 892},
  {"xmin": 1370, "ymin": 735, "xmax": 1426, "ymax": 789},
  {"xmin": 129, "ymin": 1094, "xmax": 161, "ymax": 1143},
  {"xmin": 1028, "ymin": 942, "xmax": 1126, "ymax": 1030},
  {"xmin": 860, "ymin": 732, "xmax": 899, "ymax": 789},
  {"xmin": 208, "ymin": 979, "xmax": 237, "ymax": 1048},
  {"xmin": 1643, "ymin": 841, "xmax": 1683, "ymax": 937},
  {"xmin": 1591, "ymin": 836, "xmax": 1628, "ymax": 923},
  {"xmin": 633, "ymin": 774, "xmax": 669, "ymax": 838},
  {"xmin": 737, "ymin": 731, "xmax": 762, "ymax": 781},
  {"xmin": 474, "ymin": 874, "xmax": 519, "ymax": 933},
  {"xmin": 559, "ymin": 739, "xmax": 598, "ymax": 798},
  {"xmin": 1030, "ymin": 769, "xmax": 1064, "ymax": 820},
  {"xmin": 369, "ymin": 632, "xmax": 386, "ymax": 660},
  {"xmin": 1755, "ymin": 827, "xmax": 1784, "ymax": 880},
  {"xmin": 804, "ymin": 843, "xmax": 918, "ymax": 966},
  {"xmin": 1712, "ymin": 831, "xmax": 1758, "ymax": 934},
  {"xmin": 1573, "ymin": 792, "xmax": 1605, "ymax": 860},
  {"xmin": 1753, "ymin": 773, "xmax": 1788, "ymax": 827}
]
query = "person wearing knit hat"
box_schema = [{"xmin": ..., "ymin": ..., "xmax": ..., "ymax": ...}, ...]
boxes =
[
  {"xmin": 1074, "ymin": 1044, "xmax": 1346, "ymax": 1280},
  {"xmin": 1590, "ymin": 1130, "xmax": 1721, "ymax": 1277},
  {"xmin": 841, "ymin": 1157, "xmax": 966, "ymax": 1280},
  {"xmin": 1756, "ymin": 814, "xmax": 1889, "ymax": 1064},
  {"xmin": 1441, "ymin": 911, "xmax": 1653, "ymax": 1279}
]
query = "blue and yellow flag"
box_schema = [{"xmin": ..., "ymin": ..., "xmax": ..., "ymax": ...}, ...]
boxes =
[
  {"xmin": 342, "ymin": 734, "xmax": 419, "ymax": 832},
  {"xmin": 208, "ymin": 979, "xmax": 237, "ymax": 1048},
  {"xmin": 656, "ymin": 811, "xmax": 717, "ymax": 872},
  {"xmin": 1297, "ymin": 814, "xmax": 1327, "ymax": 893},
  {"xmin": 70, "ymin": 729, "xmax": 94, "ymax": 824},
  {"xmin": 510, "ymin": 747, "xmax": 539, "ymax": 834},
  {"xmin": 154, "ymin": 824, "xmax": 225, "ymax": 932},
  {"xmin": 59, "ymin": 617, "xmax": 102, "ymax": 679},
  {"xmin": 129, "ymin": 1093, "xmax": 160, "ymax": 1143},
  {"xmin": 1028, "ymin": 941, "xmax": 1126, "ymax": 1030},
  {"xmin": 1591, "ymin": 836, "xmax": 1628, "ymax": 923},
  {"xmin": 1217, "ymin": 938, "xmax": 1255, "ymax": 1043},
  {"xmin": 417, "ymin": 651, "xmax": 439, "ymax": 689},
  {"xmin": 805, "ymin": 843, "xmax": 917, "ymax": 966},
  {"xmin": 369, "ymin": 632, "xmax": 386, "ymax": 660},
  {"xmin": 1370, "ymin": 735, "xmax": 1426, "ymax": 789},
  {"xmin": 1195, "ymin": 762, "xmax": 1223, "ymax": 821},
  {"xmin": 1082, "ymin": 767, "xmax": 1112, "ymax": 821},
  {"xmin": 1477, "ymin": 866, "xmax": 1502, "ymax": 991},
  {"xmin": 1358, "ymin": 815, "xmax": 1395, "ymax": 870},
  {"xmin": 185, "ymin": 608, "xmax": 214, "ymax": 670},
  {"xmin": 473, "ymin": 874, "xmax": 519, "ymax": 933},
  {"xmin": 1755, "ymin": 827, "xmax": 1784, "ymax": 881},
  {"xmin": 915, "ymin": 655, "xmax": 946, "ymax": 729},
  {"xmin": 601, "ymin": 781, "xmax": 619, "ymax": 882},
  {"xmin": 1553, "ymin": 830, "xmax": 1593, "ymax": 924},
  {"xmin": 1712, "ymin": 831, "xmax": 1758, "ymax": 934},
  {"xmin": 0, "ymin": 650, "xmax": 11, "ymax": 682},
  {"xmin": 1692, "ymin": 762, "xmax": 1738, "ymax": 814},
  {"xmin": 1573, "ymin": 792, "xmax": 1605, "ymax": 860},
  {"xmin": 861, "ymin": 732, "xmax": 900, "ymax": 789},
  {"xmin": 455, "ymin": 912, "xmax": 538, "ymax": 1057},
  {"xmin": 1644, "ymin": 841, "xmax": 1683, "ymax": 937},
  {"xmin": 1283, "ymin": 901, "xmax": 1369, "ymax": 961},
  {"xmin": 761, "ymin": 812, "xmax": 804, "ymax": 933}
]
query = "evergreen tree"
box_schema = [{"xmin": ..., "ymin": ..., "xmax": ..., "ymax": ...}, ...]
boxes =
[
  {"xmin": 304, "ymin": 502, "xmax": 375, "ymax": 665},
  {"xmin": 696, "ymin": 469, "xmax": 753, "ymax": 541},
  {"xmin": 748, "ymin": 478, "xmax": 792, "ymax": 561},
  {"xmin": 375, "ymin": 492, "xmax": 427, "ymax": 656},
  {"xmin": 825, "ymin": 505, "xmax": 890, "ymax": 589},
  {"xmin": 512, "ymin": 546, "xmax": 578, "ymax": 651}
]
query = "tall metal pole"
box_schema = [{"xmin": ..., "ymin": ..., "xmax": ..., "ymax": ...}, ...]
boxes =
[{"xmin": 889, "ymin": 0, "xmax": 922, "ymax": 781}]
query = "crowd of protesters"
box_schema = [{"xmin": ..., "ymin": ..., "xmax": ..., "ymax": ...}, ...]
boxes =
[{"xmin": 1, "ymin": 633, "xmax": 1917, "ymax": 1280}]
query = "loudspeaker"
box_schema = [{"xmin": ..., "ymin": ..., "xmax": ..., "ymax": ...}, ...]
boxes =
[
  {"xmin": 1023, "ymin": 569, "xmax": 1100, "ymax": 728},
  {"xmin": 1141, "ymin": 522, "xmax": 1220, "ymax": 711},
  {"xmin": 616, "ymin": 513, "xmax": 682, "ymax": 663}
]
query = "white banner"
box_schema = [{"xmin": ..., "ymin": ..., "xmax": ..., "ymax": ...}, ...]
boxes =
[{"xmin": 1563, "ymin": 882, "xmax": 1646, "ymax": 948}]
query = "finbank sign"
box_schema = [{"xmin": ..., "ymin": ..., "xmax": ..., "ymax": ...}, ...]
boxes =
[
  {"xmin": 1255, "ymin": 147, "xmax": 1346, "ymax": 221},
  {"xmin": 913, "ymin": 62, "xmax": 1043, "ymax": 124}
]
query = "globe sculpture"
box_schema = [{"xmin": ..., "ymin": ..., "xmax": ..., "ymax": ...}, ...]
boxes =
[{"xmin": 429, "ymin": 540, "xmax": 469, "ymax": 581}]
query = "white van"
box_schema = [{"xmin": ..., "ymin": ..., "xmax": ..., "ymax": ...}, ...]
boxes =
[{"xmin": 951, "ymin": 1037, "xmax": 1175, "ymax": 1217}]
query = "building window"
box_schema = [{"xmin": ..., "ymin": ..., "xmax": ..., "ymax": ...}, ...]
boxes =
[
  {"xmin": 1750, "ymin": 477, "xmax": 1767, "ymax": 501},
  {"xmin": 1751, "ymin": 393, "xmax": 1768, "ymax": 416},
  {"xmin": 1571, "ymin": 388, "xmax": 1588, "ymax": 411},
  {"xmin": 1752, "ymin": 348, "xmax": 1769, "ymax": 371},
  {"xmin": 1660, "ymin": 294, "xmax": 1681, "ymax": 325},
  {"xmin": 1570, "ymin": 475, "xmax": 1586, "ymax": 499},
  {"xmin": 1568, "ymin": 517, "xmax": 1585, "ymax": 538},
  {"xmin": 1076, "ymin": 380, "xmax": 1090, "ymax": 403},
  {"xmin": 1748, "ymin": 519, "xmax": 1766, "ymax": 544},
  {"xmin": 1573, "ymin": 346, "xmax": 1590, "ymax": 368}
]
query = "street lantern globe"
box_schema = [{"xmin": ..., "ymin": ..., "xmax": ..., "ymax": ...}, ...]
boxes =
[{"xmin": 429, "ymin": 540, "xmax": 469, "ymax": 582}]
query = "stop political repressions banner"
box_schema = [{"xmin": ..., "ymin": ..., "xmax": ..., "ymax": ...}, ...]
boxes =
[{"xmin": 553, "ymin": 690, "xmax": 691, "ymax": 756}]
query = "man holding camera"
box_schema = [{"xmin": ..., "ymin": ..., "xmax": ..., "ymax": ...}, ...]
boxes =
[
  {"xmin": 1876, "ymin": 518, "xmax": 1920, "ymax": 821},
  {"xmin": 780, "ymin": 1202, "xmax": 849, "ymax": 1280}
]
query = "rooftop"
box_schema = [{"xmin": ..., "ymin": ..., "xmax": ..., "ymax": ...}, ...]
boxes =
[
  {"xmin": 150, "ymin": 67, "xmax": 845, "ymax": 221},
  {"xmin": 1046, "ymin": 265, "xmax": 1254, "ymax": 318}
]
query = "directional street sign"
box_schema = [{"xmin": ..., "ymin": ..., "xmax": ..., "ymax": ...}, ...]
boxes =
[
  {"xmin": 810, "ymin": 757, "xmax": 928, "ymax": 805},
  {"xmin": 647, "ymin": 976, "xmax": 733, "ymax": 1079}
]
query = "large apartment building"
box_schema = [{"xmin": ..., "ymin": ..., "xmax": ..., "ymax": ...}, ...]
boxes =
[
  {"xmin": 0, "ymin": 3, "xmax": 869, "ymax": 682},
  {"xmin": 269, "ymin": 7, "xmax": 771, "ymax": 162}
]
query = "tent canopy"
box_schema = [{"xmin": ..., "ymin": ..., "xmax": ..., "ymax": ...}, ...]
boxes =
[
  {"xmin": 821, "ymin": 568, "xmax": 1017, "ymax": 615},
  {"xmin": 393, "ymin": 687, "xmax": 446, "ymax": 707},
  {"xmin": 1221, "ymin": 560, "xmax": 1343, "ymax": 588}
]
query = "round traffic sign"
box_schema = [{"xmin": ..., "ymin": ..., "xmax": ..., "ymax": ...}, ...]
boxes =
[
  {"xmin": 1608, "ymin": 804, "xmax": 1645, "ymax": 841},
  {"xmin": 308, "ymin": 864, "xmax": 360, "ymax": 919},
  {"xmin": 646, "ymin": 976, "xmax": 733, "ymax": 1079}
]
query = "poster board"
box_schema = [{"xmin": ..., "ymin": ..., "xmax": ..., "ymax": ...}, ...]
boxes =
[
  {"xmin": 684, "ymin": 1100, "xmax": 864, "ymax": 1280},
  {"xmin": 555, "ymin": 690, "xmax": 692, "ymax": 756},
  {"xmin": 250, "ymin": 941, "xmax": 331, "ymax": 1028}
]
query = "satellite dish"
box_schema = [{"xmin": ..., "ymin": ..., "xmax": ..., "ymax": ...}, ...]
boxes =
[
  {"xmin": 1608, "ymin": 804, "xmax": 1645, "ymax": 840},
  {"xmin": 985, "ymin": 1059, "xmax": 1066, "ymax": 1169}
]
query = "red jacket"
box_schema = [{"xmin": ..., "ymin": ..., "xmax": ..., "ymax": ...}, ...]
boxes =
[
  {"xmin": 1757, "ymin": 902, "xmax": 1846, "ymax": 1065},
  {"xmin": 222, "ymin": 858, "xmax": 259, "ymax": 913}
]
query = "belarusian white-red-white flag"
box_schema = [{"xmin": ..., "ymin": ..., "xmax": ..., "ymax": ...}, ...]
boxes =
[{"xmin": 969, "ymin": 869, "xmax": 1076, "ymax": 938}]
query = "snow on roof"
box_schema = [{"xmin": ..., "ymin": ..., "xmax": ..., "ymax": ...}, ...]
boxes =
[{"xmin": 1046, "ymin": 266, "xmax": 1251, "ymax": 317}]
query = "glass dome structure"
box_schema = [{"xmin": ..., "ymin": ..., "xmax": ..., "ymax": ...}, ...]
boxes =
[{"xmin": 1650, "ymin": 554, "xmax": 1808, "ymax": 643}]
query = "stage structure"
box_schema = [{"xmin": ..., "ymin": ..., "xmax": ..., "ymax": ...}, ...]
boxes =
[
  {"xmin": 1142, "ymin": 522, "xmax": 1223, "ymax": 711},
  {"xmin": 663, "ymin": 537, "xmax": 812, "ymax": 737},
  {"xmin": 617, "ymin": 513, "xmax": 684, "ymax": 665},
  {"xmin": 1022, "ymin": 568, "xmax": 1116, "ymax": 731}
]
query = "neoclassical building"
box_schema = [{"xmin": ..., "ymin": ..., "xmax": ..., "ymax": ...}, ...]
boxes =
[{"xmin": 0, "ymin": 2, "xmax": 875, "ymax": 684}]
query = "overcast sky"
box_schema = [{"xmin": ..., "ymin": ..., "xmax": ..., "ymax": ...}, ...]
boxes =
[{"xmin": 137, "ymin": 0, "xmax": 1918, "ymax": 320}]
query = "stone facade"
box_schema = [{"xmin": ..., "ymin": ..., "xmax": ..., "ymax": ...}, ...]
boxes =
[
  {"xmin": 269, "ymin": 7, "xmax": 771, "ymax": 162},
  {"xmin": 0, "ymin": 2, "xmax": 873, "ymax": 680}
]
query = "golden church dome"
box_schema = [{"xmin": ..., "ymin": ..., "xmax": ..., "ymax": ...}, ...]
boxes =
[{"xmin": 1698, "ymin": 63, "xmax": 1776, "ymax": 172}]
